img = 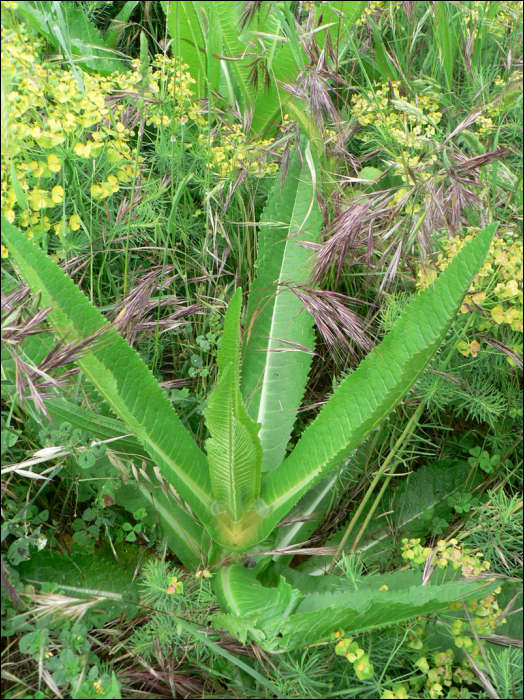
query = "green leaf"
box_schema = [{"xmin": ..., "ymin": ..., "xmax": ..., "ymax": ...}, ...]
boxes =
[
  {"xmin": 216, "ymin": 288, "xmax": 242, "ymax": 381},
  {"xmin": 432, "ymin": 2, "xmax": 458, "ymax": 92},
  {"xmin": 104, "ymin": 1, "xmax": 139, "ymax": 49},
  {"xmin": 213, "ymin": 564, "xmax": 498, "ymax": 651},
  {"xmin": 273, "ymin": 472, "xmax": 341, "ymax": 564},
  {"xmin": 249, "ymin": 1, "xmax": 366, "ymax": 136},
  {"xmin": 108, "ymin": 671, "xmax": 122, "ymax": 700},
  {"xmin": 2, "ymin": 217, "xmax": 216, "ymax": 539},
  {"xmin": 16, "ymin": 544, "xmax": 148, "ymax": 620},
  {"xmin": 211, "ymin": 3, "xmax": 255, "ymax": 110},
  {"xmin": 274, "ymin": 445, "xmax": 367, "ymax": 565},
  {"xmin": 212, "ymin": 612, "xmax": 259, "ymax": 646},
  {"xmin": 205, "ymin": 289, "xmax": 262, "ymax": 521},
  {"xmin": 295, "ymin": 572, "xmax": 495, "ymax": 649},
  {"xmin": 213, "ymin": 564, "xmax": 303, "ymax": 641},
  {"xmin": 168, "ymin": 607, "xmax": 286, "ymax": 699},
  {"xmin": 77, "ymin": 450, "xmax": 96, "ymax": 469},
  {"xmin": 303, "ymin": 458, "xmax": 482, "ymax": 573},
  {"xmin": 163, "ymin": 1, "xmax": 221, "ymax": 96},
  {"xmin": 367, "ymin": 16, "xmax": 399, "ymax": 82},
  {"xmin": 258, "ymin": 223, "xmax": 497, "ymax": 542},
  {"xmin": 113, "ymin": 485, "xmax": 208, "ymax": 570},
  {"xmin": 16, "ymin": 1, "xmax": 122, "ymax": 75},
  {"xmin": 241, "ymin": 140, "xmax": 322, "ymax": 472}
]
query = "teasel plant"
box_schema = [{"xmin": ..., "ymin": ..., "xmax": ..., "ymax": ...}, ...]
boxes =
[{"xmin": 2, "ymin": 134, "xmax": 502, "ymax": 653}]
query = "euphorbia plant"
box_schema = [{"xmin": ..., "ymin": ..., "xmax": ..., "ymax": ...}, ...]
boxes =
[{"xmin": 1, "ymin": 141, "xmax": 499, "ymax": 651}]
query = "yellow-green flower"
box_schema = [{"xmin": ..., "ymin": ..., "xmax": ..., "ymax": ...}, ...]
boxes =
[
  {"xmin": 74, "ymin": 142, "xmax": 92, "ymax": 158},
  {"xmin": 51, "ymin": 185, "xmax": 64, "ymax": 204},
  {"xmin": 354, "ymin": 653, "xmax": 374, "ymax": 680},
  {"xmin": 53, "ymin": 221, "xmax": 69, "ymax": 236},
  {"xmin": 457, "ymin": 339, "xmax": 481, "ymax": 357},
  {"xmin": 166, "ymin": 575, "xmax": 184, "ymax": 594},
  {"xmin": 29, "ymin": 188, "xmax": 49, "ymax": 210},
  {"xmin": 491, "ymin": 305, "xmax": 505, "ymax": 324},
  {"xmin": 47, "ymin": 153, "xmax": 62, "ymax": 172},
  {"xmin": 69, "ymin": 214, "xmax": 81, "ymax": 231}
]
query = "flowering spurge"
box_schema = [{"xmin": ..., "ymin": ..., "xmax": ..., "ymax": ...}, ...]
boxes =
[
  {"xmin": 2, "ymin": 140, "xmax": 501, "ymax": 652},
  {"xmin": 417, "ymin": 230, "xmax": 522, "ymax": 363},
  {"xmin": 332, "ymin": 631, "xmax": 373, "ymax": 680},
  {"xmin": 1, "ymin": 14, "xmax": 284, "ymax": 254}
]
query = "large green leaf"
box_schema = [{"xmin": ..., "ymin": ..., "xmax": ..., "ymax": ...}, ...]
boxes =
[
  {"xmin": 273, "ymin": 472, "xmax": 341, "ymax": 564},
  {"xmin": 213, "ymin": 564, "xmax": 303, "ymax": 646},
  {"xmin": 241, "ymin": 140, "xmax": 322, "ymax": 472},
  {"xmin": 16, "ymin": 543, "xmax": 148, "ymax": 620},
  {"xmin": 1, "ymin": 218, "xmax": 216, "ymax": 538},
  {"xmin": 16, "ymin": 1, "xmax": 123, "ymax": 75},
  {"xmin": 255, "ymin": 223, "xmax": 497, "ymax": 542},
  {"xmin": 104, "ymin": 1, "xmax": 139, "ymax": 49},
  {"xmin": 250, "ymin": 1, "xmax": 367, "ymax": 136},
  {"xmin": 212, "ymin": 3, "xmax": 255, "ymax": 110},
  {"xmin": 205, "ymin": 289, "xmax": 262, "ymax": 522},
  {"xmin": 4, "ymin": 347, "xmax": 208, "ymax": 569},
  {"xmin": 213, "ymin": 563, "xmax": 499, "ymax": 651},
  {"xmin": 115, "ymin": 484, "xmax": 208, "ymax": 570},
  {"xmin": 163, "ymin": 1, "xmax": 226, "ymax": 98},
  {"xmin": 163, "ymin": 1, "xmax": 366, "ymax": 136},
  {"xmin": 280, "ymin": 574, "xmax": 498, "ymax": 651}
]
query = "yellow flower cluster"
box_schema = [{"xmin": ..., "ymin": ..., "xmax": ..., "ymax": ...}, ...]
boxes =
[
  {"xmin": 471, "ymin": 69, "xmax": 521, "ymax": 136},
  {"xmin": 332, "ymin": 629, "xmax": 374, "ymax": 680},
  {"xmin": 381, "ymin": 683, "xmax": 409, "ymax": 699},
  {"xmin": 93, "ymin": 678, "xmax": 105, "ymax": 695},
  {"xmin": 145, "ymin": 55, "xmax": 206, "ymax": 128},
  {"xmin": 166, "ymin": 574, "xmax": 183, "ymax": 595},
  {"xmin": 417, "ymin": 231, "xmax": 522, "ymax": 361},
  {"xmin": 0, "ymin": 21, "xmax": 145, "ymax": 243},
  {"xmin": 414, "ymin": 649, "xmax": 475, "ymax": 699},
  {"xmin": 400, "ymin": 537, "xmax": 430, "ymax": 566},
  {"xmin": 464, "ymin": 0, "xmax": 523, "ymax": 40},
  {"xmin": 351, "ymin": 81, "xmax": 442, "ymax": 185},
  {"xmin": 452, "ymin": 234, "xmax": 522, "ymax": 331},
  {"xmin": 398, "ymin": 539, "xmax": 505, "ymax": 696},
  {"xmin": 433, "ymin": 538, "xmax": 490, "ymax": 575},
  {"xmin": 390, "ymin": 186, "xmax": 421, "ymax": 214},
  {"xmin": 200, "ymin": 122, "xmax": 280, "ymax": 178},
  {"xmin": 351, "ymin": 81, "xmax": 442, "ymax": 149},
  {"xmin": 393, "ymin": 152, "xmax": 439, "ymax": 186},
  {"xmin": 448, "ymin": 586, "xmax": 505, "ymax": 658},
  {"xmin": 1, "ymin": 16, "xmax": 284, "ymax": 255},
  {"xmin": 355, "ymin": 1, "xmax": 386, "ymax": 27},
  {"xmin": 401, "ymin": 537, "xmax": 492, "ymax": 577}
]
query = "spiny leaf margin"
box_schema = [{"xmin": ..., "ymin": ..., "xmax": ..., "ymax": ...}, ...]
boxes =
[
  {"xmin": 241, "ymin": 139, "xmax": 321, "ymax": 472},
  {"xmin": 259, "ymin": 223, "xmax": 498, "ymax": 536},
  {"xmin": 1, "ymin": 217, "xmax": 216, "ymax": 531}
]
